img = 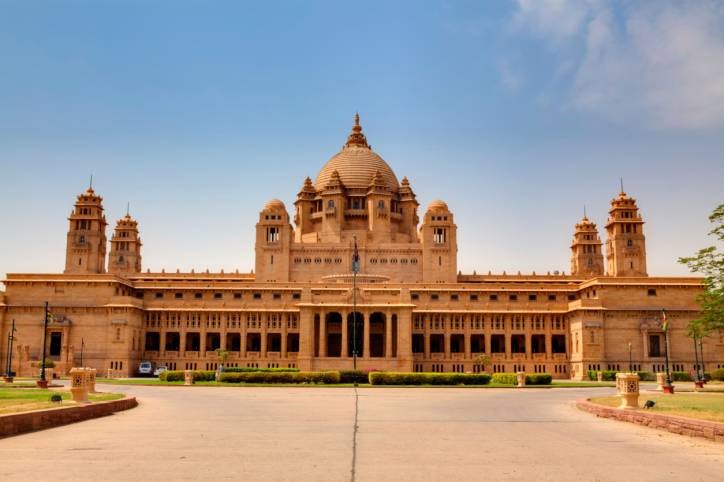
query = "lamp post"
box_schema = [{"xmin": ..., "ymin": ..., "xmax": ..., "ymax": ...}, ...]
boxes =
[
  {"xmin": 662, "ymin": 308, "xmax": 673, "ymax": 394},
  {"xmin": 80, "ymin": 338, "xmax": 84, "ymax": 367},
  {"xmin": 38, "ymin": 301, "xmax": 50, "ymax": 388},
  {"xmin": 4, "ymin": 319, "xmax": 17, "ymax": 381},
  {"xmin": 628, "ymin": 341, "xmax": 632, "ymax": 372},
  {"xmin": 692, "ymin": 336, "xmax": 701, "ymax": 382},
  {"xmin": 699, "ymin": 338, "xmax": 705, "ymax": 382}
]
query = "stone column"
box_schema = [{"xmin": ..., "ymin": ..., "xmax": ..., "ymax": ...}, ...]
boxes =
[
  {"xmin": 319, "ymin": 311, "xmax": 327, "ymax": 358},
  {"xmin": 424, "ymin": 330, "xmax": 430, "ymax": 358},
  {"xmin": 341, "ymin": 311, "xmax": 348, "ymax": 358},
  {"xmin": 160, "ymin": 331, "xmax": 167, "ymax": 356},
  {"xmin": 396, "ymin": 307, "xmax": 414, "ymax": 372},
  {"xmin": 385, "ymin": 311, "xmax": 393, "ymax": 358},
  {"xmin": 281, "ymin": 314, "xmax": 288, "ymax": 359},
  {"xmin": 444, "ymin": 333, "xmax": 451, "ymax": 359},
  {"xmin": 464, "ymin": 333, "xmax": 471, "ymax": 359},
  {"xmin": 363, "ymin": 314, "xmax": 370, "ymax": 359},
  {"xmin": 297, "ymin": 307, "xmax": 315, "ymax": 371},
  {"xmin": 261, "ymin": 315, "xmax": 268, "ymax": 358}
]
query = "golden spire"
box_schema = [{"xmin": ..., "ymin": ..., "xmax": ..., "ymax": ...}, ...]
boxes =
[{"xmin": 345, "ymin": 112, "xmax": 369, "ymax": 148}]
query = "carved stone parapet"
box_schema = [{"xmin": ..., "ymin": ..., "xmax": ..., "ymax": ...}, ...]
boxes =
[{"xmin": 615, "ymin": 372, "xmax": 639, "ymax": 410}]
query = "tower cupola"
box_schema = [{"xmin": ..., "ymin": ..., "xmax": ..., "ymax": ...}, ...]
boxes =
[
  {"xmin": 64, "ymin": 185, "xmax": 108, "ymax": 274},
  {"xmin": 570, "ymin": 211, "xmax": 604, "ymax": 277},
  {"xmin": 604, "ymin": 188, "xmax": 648, "ymax": 276},
  {"xmin": 108, "ymin": 209, "xmax": 142, "ymax": 275}
]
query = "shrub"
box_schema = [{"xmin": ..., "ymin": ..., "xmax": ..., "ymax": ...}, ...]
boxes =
[
  {"xmin": 525, "ymin": 374, "xmax": 552, "ymax": 385},
  {"xmin": 635, "ymin": 371, "xmax": 656, "ymax": 381},
  {"xmin": 223, "ymin": 367, "xmax": 299, "ymax": 373},
  {"xmin": 671, "ymin": 371, "xmax": 693, "ymax": 382},
  {"xmin": 586, "ymin": 370, "xmax": 617, "ymax": 381},
  {"xmin": 709, "ymin": 369, "xmax": 724, "ymax": 381},
  {"xmin": 218, "ymin": 371, "xmax": 340, "ymax": 384},
  {"xmin": 491, "ymin": 373, "xmax": 518, "ymax": 385},
  {"xmin": 368, "ymin": 372, "xmax": 491, "ymax": 386},
  {"xmin": 339, "ymin": 370, "xmax": 370, "ymax": 384},
  {"xmin": 193, "ymin": 370, "xmax": 216, "ymax": 382},
  {"xmin": 160, "ymin": 370, "xmax": 184, "ymax": 382}
]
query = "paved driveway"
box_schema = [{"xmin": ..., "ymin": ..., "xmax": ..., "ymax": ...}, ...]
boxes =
[{"xmin": 1, "ymin": 385, "xmax": 723, "ymax": 481}]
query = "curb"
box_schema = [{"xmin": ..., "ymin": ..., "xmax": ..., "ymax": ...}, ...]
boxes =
[
  {"xmin": 576, "ymin": 398, "xmax": 724, "ymax": 442},
  {"xmin": 0, "ymin": 395, "xmax": 138, "ymax": 438}
]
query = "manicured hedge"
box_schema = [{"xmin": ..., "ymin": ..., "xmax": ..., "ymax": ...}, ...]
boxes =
[
  {"xmin": 491, "ymin": 373, "xmax": 518, "ymax": 385},
  {"xmin": 635, "ymin": 371, "xmax": 656, "ymax": 381},
  {"xmin": 671, "ymin": 371, "xmax": 693, "ymax": 382},
  {"xmin": 159, "ymin": 370, "xmax": 216, "ymax": 382},
  {"xmin": 710, "ymin": 369, "xmax": 724, "ymax": 381},
  {"xmin": 368, "ymin": 372, "xmax": 492, "ymax": 385},
  {"xmin": 223, "ymin": 367, "xmax": 300, "ymax": 373},
  {"xmin": 339, "ymin": 370, "xmax": 370, "ymax": 384},
  {"xmin": 218, "ymin": 371, "xmax": 341, "ymax": 384},
  {"xmin": 586, "ymin": 370, "xmax": 618, "ymax": 381},
  {"xmin": 525, "ymin": 374, "xmax": 552, "ymax": 385}
]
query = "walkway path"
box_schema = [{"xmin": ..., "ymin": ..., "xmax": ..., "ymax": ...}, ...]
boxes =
[{"xmin": 1, "ymin": 385, "xmax": 722, "ymax": 481}]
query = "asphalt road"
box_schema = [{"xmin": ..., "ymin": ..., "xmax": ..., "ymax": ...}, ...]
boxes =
[{"xmin": 1, "ymin": 384, "xmax": 723, "ymax": 481}]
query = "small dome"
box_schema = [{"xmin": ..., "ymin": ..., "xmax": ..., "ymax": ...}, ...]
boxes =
[
  {"xmin": 264, "ymin": 199, "xmax": 286, "ymax": 211},
  {"xmin": 427, "ymin": 199, "xmax": 449, "ymax": 212}
]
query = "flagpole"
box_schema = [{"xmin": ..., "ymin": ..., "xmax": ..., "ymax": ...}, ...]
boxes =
[
  {"xmin": 352, "ymin": 235, "xmax": 358, "ymax": 372},
  {"xmin": 5, "ymin": 319, "xmax": 16, "ymax": 378}
]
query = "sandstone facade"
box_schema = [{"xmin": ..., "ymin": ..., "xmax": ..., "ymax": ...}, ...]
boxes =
[{"xmin": 1, "ymin": 116, "xmax": 721, "ymax": 379}]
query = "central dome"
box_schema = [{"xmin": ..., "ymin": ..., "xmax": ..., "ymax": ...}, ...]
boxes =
[{"xmin": 315, "ymin": 114, "xmax": 399, "ymax": 192}]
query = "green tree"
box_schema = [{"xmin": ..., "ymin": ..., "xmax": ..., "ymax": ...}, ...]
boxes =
[{"xmin": 679, "ymin": 204, "xmax": 724, "ymax": 335}]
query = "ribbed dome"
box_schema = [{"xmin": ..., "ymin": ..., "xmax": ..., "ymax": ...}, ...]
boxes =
[
  {"xmin": 315, "ymin": 114, "xmax": 399, "ymax": 192},
  {"xmin": 427, "ymin": 199, "xmax": 449, "ymax": 212},
  {"xmin": 264, "ymin": 199, "xmax": 286, "ymax": 211}
]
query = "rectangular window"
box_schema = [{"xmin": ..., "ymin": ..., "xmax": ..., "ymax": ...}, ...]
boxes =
[
  {"xmin": 433, "ymin": 228, "xmax": 446, "ymax": 244},
  {"xmin": 253, "ymin": 293, "xmax": 262, "ymax": 300},
  {"xmin": 509, "ymin": 294, "xmax": 518, "ymax": 301},
  {"xmin": 273, "ymin": 293, "xmax": 282, "ymax": 300},
  {"xmin": 470, "ymin": 294, "xmax": 478, "ymax": 301},
  {"xmin": 194, "ymin": 292, "xmax": 203, "ymax": 299},
  {"xmin": 450, "ymin": 294, "xmax": 459, "ymax": 301},
  {"xmin": 214, "ymin": 293, "xmax": 223, "ymax": 300},
  {"xmin": 266, "ymin": 227, "xmax": 280, "ymax": 242},
  {"xmin": 528, "ymin": 294, "xmax": 537, "ymax": 301},
  {"xmin": 548, "ymin": 294, "xmax": 556, "ymax": 301},
  {"xmin": 49, "ymin": 332, "xmax": 62, "ymax": 357},
  {"xmin": 430, "ymin": 293, "xmax": 439, "ymax": 301},
  {"xmin": 175, "ymin": 292, "xmax": 183, "ymax": 299},
  {"xmin": 647, "ymin": 288, "xmax": 657, "ymax": 296},
  {"xmin": 649, "ymin": 335, "xmax": 661, "ymax": 357},
  {"xmin": 155, "ymin": 292, "xmax": 164, "ymax": 299},
  {"xmin": 489, "ymin": 294, "xmax": 498, "ymax": 301},
  {"xmin": 568, "ymin": 294, "xmax": 576, "ymax": 301},
  {"xmin": 233, "ymin": 292, "xmax": 242, "ymax": 299},
  {"xmin": 411, "ymin": 293, "xmax": 420, "ymax": 301},
  {"xmin": 292, "ymin": 293, "xmax": 301, "ymax": 300}
]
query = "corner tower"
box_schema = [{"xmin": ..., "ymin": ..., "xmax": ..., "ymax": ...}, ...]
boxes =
[
  {"xmin": 420, "ymin": 200, "xmax": 457, "ymax": 283},
  {"xmin": 108, "ymin": 210, "xmax": 142, "ymax": 275},
  {"xmin": 64, "ymin": 186, "xmax": 108, "ymax": 274},
  {"xmin": 570, "ymin": 212, "xmax": 604, "ymax": 277},
  {"xmin": 605, "ymin": 189, "xmax": 647, "ymax": 276},
  {"xmin": 255, "ymin": 199, "xmax": 293, "ymax": 282}
]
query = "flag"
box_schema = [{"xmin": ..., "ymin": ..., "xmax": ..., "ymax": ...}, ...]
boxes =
[
  {"xmin": 352, "ymin": 237, "xmax": 360, "ymax": 273},
  {"xmin": 661, "ymin": 309, "xmax": 668, "ymax": 333}
]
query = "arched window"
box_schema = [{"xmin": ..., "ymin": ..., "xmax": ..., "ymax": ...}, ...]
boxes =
[{"xmin": 378, "ymin": 200, "xmax": 385, "ymax": 209}]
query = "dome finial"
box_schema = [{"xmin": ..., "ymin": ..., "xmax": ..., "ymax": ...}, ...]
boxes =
[{"xmin": 346, "ymin": 113, "xmax": 369, "ymax": 148}]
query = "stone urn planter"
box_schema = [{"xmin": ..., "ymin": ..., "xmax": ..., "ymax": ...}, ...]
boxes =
[
  {"xmin": 36, "ymin": 379, "xmax": 49, "ymax": 389},
  {"xmin": 3, "ymin": 376, "xmax": 14, "ymax": 383}
]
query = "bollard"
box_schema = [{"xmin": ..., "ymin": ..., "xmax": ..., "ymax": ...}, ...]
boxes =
[
  {"xmin": 656, "ymin": 372, "xmax": 666, "ymax": 391},
  {"xmin": 516, "ymin": 371, "xmax": 526, "ymax": 388},
  {"xmin": 597, "ymin": 371, "xmax": 603, "ymax": 382},
  {"xmin": 184, "ymin": 370, "xmax": 194, "ymax": 386},
  {"xmin": 70, "ymin": 367, "xmax": 89, "ymax": 403},
  {"xmin": 615, "ymin": 372, "xmax": 640, "ymax": 410}
]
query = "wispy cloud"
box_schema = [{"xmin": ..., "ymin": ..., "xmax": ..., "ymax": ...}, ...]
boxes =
[{"xmin": 511, "ymin": 0, "xmax": 724, "ymax": 130}]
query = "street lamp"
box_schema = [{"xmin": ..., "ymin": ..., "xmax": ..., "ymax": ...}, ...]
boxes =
[
  {"xmin": 661, "ymin": 308, "xmax": 673, "ymax": 394},
  {"xmin": 4, "ymin": 319, "xmax": 17, "ymax": 382},
  {"xmin": 38, "ymin": 301, "xmax": 50, "ymax": 389},
  {"xmin": 628, "ymin": 341, "xmax": 632, "ymax": 372}
]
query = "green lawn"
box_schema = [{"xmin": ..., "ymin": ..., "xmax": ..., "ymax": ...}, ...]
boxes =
[
  {"xmin": 0, "ymin": 388, "xmax": 124, "ymax": 415},
  {"xmin": 589, "ymin": 393, "xmax": 724, "ymax": 423}
]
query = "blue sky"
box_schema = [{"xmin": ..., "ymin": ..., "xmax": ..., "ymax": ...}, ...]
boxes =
[{"xmin": 1, "ymin": 0, "xmax": 723, "ymax": 280}]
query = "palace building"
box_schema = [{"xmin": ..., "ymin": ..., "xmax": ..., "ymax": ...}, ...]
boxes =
[{"xmin": 1, "ymin": 115, "xmax": 720, "ymax": 379}]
